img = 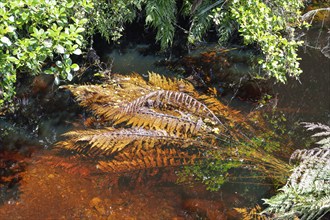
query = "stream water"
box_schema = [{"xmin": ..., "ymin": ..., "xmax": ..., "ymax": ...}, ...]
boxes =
[{"xmin": 0, "ymin": 29, "xmax": 329, "ymax": 219}]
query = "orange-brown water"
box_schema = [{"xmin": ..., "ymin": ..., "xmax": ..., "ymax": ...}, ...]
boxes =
[{"xmin": 0, "ymin": 149, "xmax": 245, "ymax": 219}]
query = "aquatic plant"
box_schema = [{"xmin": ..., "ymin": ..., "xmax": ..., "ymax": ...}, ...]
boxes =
[
  {"xmin": 57, "ymin": 72, "xmax": 291, "ymax": 187},
  {"xmin": 262, "ymin": 122, "xmax": 330, "ymax": 219}
]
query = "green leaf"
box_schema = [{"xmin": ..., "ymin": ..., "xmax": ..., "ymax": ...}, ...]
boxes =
[
  {"xmin": 73, "ymin": 48, "xmax": 82, "ymax": 55},
  {"xmin": 44, "ymin": 69, "xmax": 53, "ymax": 75},
  {"xmin": 67, "ymin": 72, "xmax": 73, "ymax": 81},
  {"xmin": 55, "ymin": 45, "xmax": 65, "ymax": 54},
  {"xmin": 56, "ymin": 60, "xmax": 63, "ymax": 68},
  {"xmin": 7, "ymin": 56, "xmax": 18, "ymax": 63},
  {"xmin": 71, "ymin": 63, "xmax": 79, "ymax": 71},
  {"xmin": 65, "ymin": 66, "xmax": 71, "ymax": 74},
  {"xmin": 44, "ymin": 39, "xmax": 52, "ymax": 48},
  {"xmin": 76, "ymin": 27, "xmax": 85, "ymax": 33},
  {"xmin": 1, "ymin": 36, "xmax": 12, "ymax": 46},
  {"xmin": 54, "ymin": 76, "xmax": 60, "ymax": 85},
  {"xmin": 66, "ymin": 1, "xmax": 75, "ymax": 8}
]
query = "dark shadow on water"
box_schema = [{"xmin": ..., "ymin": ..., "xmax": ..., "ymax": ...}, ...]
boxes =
[{"xmin": 275, "ymin": 47, "xmax": 330, "ymax": 125}]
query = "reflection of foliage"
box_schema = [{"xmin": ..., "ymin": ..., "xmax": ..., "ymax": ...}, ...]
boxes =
[
  {"xmin": 263, "ymin": 112, "xmax": 288, "ymax": 136},
  {"xmin": 0, "ymin": 151, "xmax": 26, "ymax": 205},
  {"xmin": 0, "ymin": 0, "xmax": 93, "ymax": 107},
  {"xmin": 57, "ymin": 72, "xmax": 291, "ymax": 187},
  {"xmin": 262, "ymin": 122, "xmax": 330, "ymax": 219}
]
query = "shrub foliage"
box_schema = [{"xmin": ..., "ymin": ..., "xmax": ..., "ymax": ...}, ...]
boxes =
[
  {"xmin": 0, "ymin": 0, "xmax": 308, "ymax": 107},
  {"xmin": 0, "ymin": 0, "xmax": 93, "ymax": 107}
]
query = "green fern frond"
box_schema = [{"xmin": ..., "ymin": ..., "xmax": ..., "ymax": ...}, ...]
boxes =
[
  {"xmin": 145, "ymin": 0, "xmax": 176, "ymax": 49},
  {"xmin": 301, "ymin": 122, "xmax": 330, "ymax": 148},
  {"xmin": 263, "ymin": 122, "xmax": 330, "ymax": 219},
  {"xmin": 188, "ymin": 0, "xmax": 213, "ymax": 44}
]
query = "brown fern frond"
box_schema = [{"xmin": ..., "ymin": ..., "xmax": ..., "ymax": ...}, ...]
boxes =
[
  {"xmin": 56, "ymin": 128, "xmax": 116, "ymax": 154},
  {"xmin": 43, "ymin": 154, "xmax": 96, "ymax": 177},
  {"xmin": 62, "ymin": 84, "xmax": 120, "ymax": 108},
  {"xmin": 147, "ymin": 72, "xmax": 195, "ymax": 93},
  {"xmin": 147, "ymin": 72, "xmax": 178, "ymax": 90},
  {"xmin": 116, "ymin": 72, "xmax": 149, "ymax": 89},
  {"xmin": 198, "ymin": 95, "xmax": 245, "ymax": 125},
  {"xmin": 97, "ymin": 147, "xmax": 202, "ymax": 174},
  {"xmin": 113, "ymin": 108, "xmax": 209, "ymax": 136},
  {"xmin": 62, "ymin": 73, "xmax": 225, "ymax": 128},
  {"xmin": 234, "ymin": 205, "xmax": 266, "ymax": 220},
  {"xmin": 58, "ymin": 72, "xmax": 263, "ymax": 181},
  {"xmin": 198, "ymin": 95, "xmax": 263, "ymax": 141},
  {"xmin": 62, "ymin": 74, "xmax": 153, "ymax": 119},
  {"xmin": 57, "ymin": 128, "xmax": 206, "ymax": 157},
  {"xmin": 121, "ymin": 90, "xmax": 225, "ymax": 127}
]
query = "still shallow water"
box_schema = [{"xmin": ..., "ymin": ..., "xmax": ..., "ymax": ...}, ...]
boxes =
[{"xmin": 0, "ymin": 39, "xmax": 329, "ymax": 219}]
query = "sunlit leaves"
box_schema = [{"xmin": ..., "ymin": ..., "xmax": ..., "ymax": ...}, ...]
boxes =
[
  {"xmin": 1, "ymin": 36, "xmax": 12, "ymax": 46},
  {"xmin": 229, "ymin": 0, "xmax": 305, "ymax": 83},
  {"xmin": 90, "ymin": 0, "xmax": 141, "ymax": 43},
  {"xmin": 0, "ymin": 0, "xmax": 93, "ymax": 107},
  {"xmin": 73, "ymin": 48, "xmax": 82, "ymax": 55},
  {"xmin": 145, "ymin": 0, "xmax": 176, "ymax": 49}
]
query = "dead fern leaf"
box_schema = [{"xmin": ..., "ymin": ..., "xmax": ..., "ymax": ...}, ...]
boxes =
[
  {"xmin": 198, "ymin": 95, "xmax": 244, "ymax": 124},
  {"xmin": 148, "ymin": 72, "xmax": 197, "ymax": 94},
  {"xmin": 58, "ymin": 72, "xmax": 278, "ymax": 184},
  {"xmin": 113, "ymin": 108, "xmax": 209, "ymax": 136},
  {"xmin": 97, "ymin": 147, "xmax": 201, "ymax": 174},
  {"xmin": 57, "ymin": 127, "xmax": 207, "ymax": 157},
  {"xmin": 120, "ymin": 90, "xmax": 224, "ymax": 126},
  {"xmin": 234, "ymin": 205, "xmax": 266, "ymax": 220}
]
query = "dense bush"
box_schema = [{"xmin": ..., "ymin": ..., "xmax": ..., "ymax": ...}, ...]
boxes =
[
  {"xmin": 91, "ymin": 0, "xmax": 307, "ymax": 83},
  {"xmin": 0, "ymin": 0, "xmax": 308, "ymax": 108},
  {"xmin": 0, "ymin": 0, "xmax": 93, "ymax": 107}
]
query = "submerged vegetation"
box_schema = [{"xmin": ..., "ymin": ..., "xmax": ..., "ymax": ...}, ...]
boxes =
[
  {"xmin": 57, "ymin": 72, "xmax": 330, "ymax": 218},
  {"xmin": 57, "ymin": 72, "xmax": 292, "ymax": 188}
]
